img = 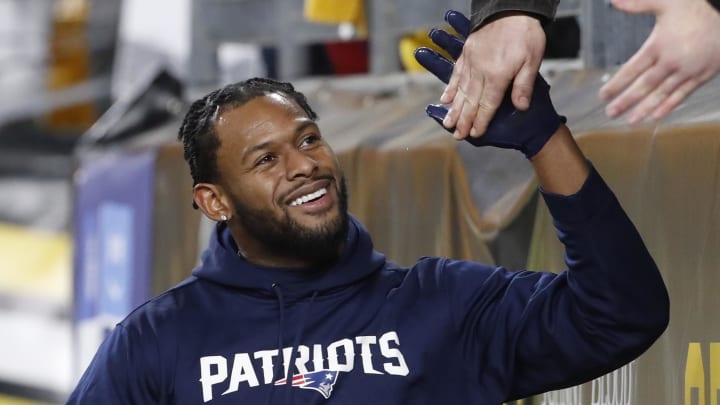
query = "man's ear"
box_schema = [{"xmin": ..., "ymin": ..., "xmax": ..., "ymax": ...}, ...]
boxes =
[{"xmin": 193, "ymin": 183, "xmax": 233, "ymax": 222}]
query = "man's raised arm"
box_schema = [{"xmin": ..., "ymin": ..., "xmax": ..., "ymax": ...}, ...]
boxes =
[{"xmin": 415, "ymin": 14, "xmax": 669, "ymax": 397}]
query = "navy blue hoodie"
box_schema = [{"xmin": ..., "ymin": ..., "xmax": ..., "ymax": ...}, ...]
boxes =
[{"xmin": 67, "ymin": 166, "xmax": 669, "ymax": 404}]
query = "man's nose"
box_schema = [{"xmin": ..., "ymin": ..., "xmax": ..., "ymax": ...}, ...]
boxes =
[{"xmin": 285, "ymin": 148, "xmax": 318, "ymax": 179}]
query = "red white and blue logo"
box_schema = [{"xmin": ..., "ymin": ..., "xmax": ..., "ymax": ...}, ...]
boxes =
[{"xmin": 274, "ymin": 370, "xmax": 339, "ymax": 399}]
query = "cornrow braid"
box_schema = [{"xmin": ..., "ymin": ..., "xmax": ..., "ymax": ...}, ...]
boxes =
[{"xmin": 177, "ymin": 78, "xmax": 318, "ymax": 207}]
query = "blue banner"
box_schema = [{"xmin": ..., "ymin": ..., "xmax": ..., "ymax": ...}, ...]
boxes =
[{"xmin": 73, "ymin": 150, "xmax": 155, "ymax": 374}]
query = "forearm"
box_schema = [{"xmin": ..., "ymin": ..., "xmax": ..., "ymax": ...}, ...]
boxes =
[
  {"xmin": 507, "ymin": 165, "xmax": 669, "ymax": 397},
  {"xmin": 530, "ymin": 124, "xmax": 589, "ymax": 196},
  {"xmin": 470, "ymin": 0, "xmax": 559, "ymax": 29}
]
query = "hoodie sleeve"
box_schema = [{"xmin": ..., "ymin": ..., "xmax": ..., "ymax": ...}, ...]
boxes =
[
  {"xmin": 471, "ymin": 0, "xmax": 559, "ymax": 30},
  {"xmin": 442, "ymin": 165, "xmax": 669, "ymax": 399},
  {"xmin": 66, "ymin": 323, "xmax": 162, "ymax": 404}
]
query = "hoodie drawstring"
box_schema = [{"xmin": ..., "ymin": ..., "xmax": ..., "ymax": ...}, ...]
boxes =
[
  {"xmin": 269, "ymin": 283, "xmax": 285, "ymax": 405},
  {"xmin": 270, "ymin": 283, "xmax": 319, "ymax": 405}
]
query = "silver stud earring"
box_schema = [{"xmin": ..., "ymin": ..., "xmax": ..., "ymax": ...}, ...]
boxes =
[{"xmin": 220, "ymin": 214, "xmax": 228, "ymax": 222}]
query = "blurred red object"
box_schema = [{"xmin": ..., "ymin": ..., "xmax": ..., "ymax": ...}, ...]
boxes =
[{"xmin": 324, "ymin": 40, "xmax": 368, "ymax": 75}]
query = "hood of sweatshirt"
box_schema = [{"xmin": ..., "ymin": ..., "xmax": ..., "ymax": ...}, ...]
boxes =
[{"xmin": 192, "ymin": 215, "xmax": 387, "ymax": 298}]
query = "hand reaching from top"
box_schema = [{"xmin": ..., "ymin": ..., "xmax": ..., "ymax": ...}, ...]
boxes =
[
  {"xmin": 414, "ymin": 11, "xmax": 564, "ymax": 159},
  {"xmin": 439, "ymin": 11, "xmax": 546, "ymax": 140},
  {"xmin": 600, "ymin": 0, "xmax": 720, "ymax": 124}
]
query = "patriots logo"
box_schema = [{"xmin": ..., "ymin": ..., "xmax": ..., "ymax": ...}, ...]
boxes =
[{"xmin": 274, "ymin": 370, "xmax": 339, "ymax": 399}]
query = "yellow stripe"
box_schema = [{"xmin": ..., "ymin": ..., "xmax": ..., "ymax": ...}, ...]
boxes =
[
  {"xmin": 0, "ymin": 394, "xmax": 55, "ymax": 405},
  {"xmin": 304, "ymin": 0, "xmax": 362, "ymax": 22},
  {"xmin": 0, "ymin": 223, "xmax": 71, "ymax": 302}
]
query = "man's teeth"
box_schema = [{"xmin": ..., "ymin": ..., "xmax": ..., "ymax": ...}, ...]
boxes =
[{"xmin": 290, "ymin": 188, "xmax": 327, "ymax": 206}]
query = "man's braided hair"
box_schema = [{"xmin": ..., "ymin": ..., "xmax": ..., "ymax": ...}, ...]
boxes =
[{"xmin": 177, "ymin": 78, "xmax": 318, "ymax": 195}]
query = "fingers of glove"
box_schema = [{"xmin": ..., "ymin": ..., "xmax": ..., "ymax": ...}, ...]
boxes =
[
  {"xmin": 428, "ymin": 28, "xmax": 464, "ymax": 60},
  {"xmin": 444, "ymin": 10, "xmax": 471, "ymax": 38},
  {"xmin": 426, "ymin": 104, "xmax": 453, "ymax": 133},
  {"xmin": 428, "ymin": 104, "xmax": 487, "ymax": 147},
  {"xmin": 414, "ymin": 47, "xmax": 454, "ymax": 84}
]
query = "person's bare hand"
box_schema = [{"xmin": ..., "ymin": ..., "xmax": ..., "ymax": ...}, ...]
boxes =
[
  {"xmin": 440, "ymin": 13, "xmax": 546, "ymax": 140},
  {"xmin": 600, "ymin": 0, "xmax": 720, "ymax": 124}
]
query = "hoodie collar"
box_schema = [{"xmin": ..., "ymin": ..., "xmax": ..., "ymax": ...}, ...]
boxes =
[{"xmin": 192, "ymin": 215, "xmax": 386, "ymax": 296}]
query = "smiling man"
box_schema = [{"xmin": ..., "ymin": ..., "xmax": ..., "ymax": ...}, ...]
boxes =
[
  {"xmin": 192, "ymin": 87, "xmax": 349, "ymax": 268},
  {"xmin": 67, "ymin": 73, "xmax": 669, "ymax": 404}
]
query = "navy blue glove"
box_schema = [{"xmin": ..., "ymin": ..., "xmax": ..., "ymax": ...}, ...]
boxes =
[{"xmin": 413, "ymin": 10, "xmax": 565, "ymax": 159}]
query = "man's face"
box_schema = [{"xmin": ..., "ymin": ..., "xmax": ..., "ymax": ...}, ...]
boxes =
[{"xmin": 213, "ymin": 93, "xmax": 348, "ymax": 266}]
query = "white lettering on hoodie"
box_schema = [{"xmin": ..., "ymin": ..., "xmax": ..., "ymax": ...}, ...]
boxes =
[{"xmin": 199, "ymin": 331, "xmax": 409, "ymax": 402}]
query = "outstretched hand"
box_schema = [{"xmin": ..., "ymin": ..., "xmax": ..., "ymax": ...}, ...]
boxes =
[
  {"xmin": 414, "ymin": 11, "xmax": 564, "ymax": 159},
  {"xmin": 438, "ymin": 11, "xmax": 546, "ymax": 140},
  {"xmin": 600, "ymin": 0, "xmax": 720, "ymax": 124}
]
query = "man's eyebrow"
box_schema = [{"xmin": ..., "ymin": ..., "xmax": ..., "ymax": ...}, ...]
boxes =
[
  {"xmin": 242, "ymin": 121, "xmax": 318, "ymax": 162},
  {"xmin": 294, "ymin": 120, "xmax": 318, "ymax": 136},
  {"xmin": 242, "ymin": 140, "xmax": 273, "ymax": 162}
]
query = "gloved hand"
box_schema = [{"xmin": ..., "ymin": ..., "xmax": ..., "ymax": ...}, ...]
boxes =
[{"xmin": 414, "ymin": 10, "xmax": 566, "ymax": 159}]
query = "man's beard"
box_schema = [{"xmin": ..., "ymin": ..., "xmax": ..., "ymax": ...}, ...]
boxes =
[{"xmin": 232, "ymin": 177, "xmax": 349, "ymax": 267}]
